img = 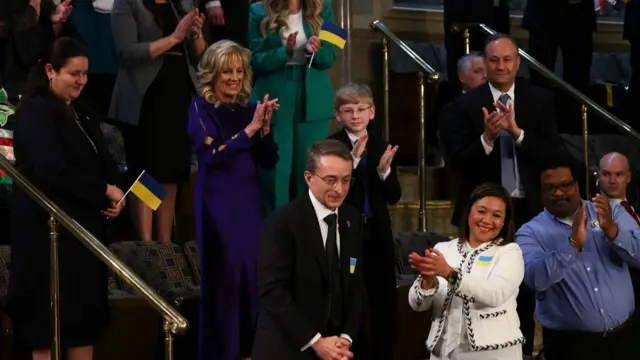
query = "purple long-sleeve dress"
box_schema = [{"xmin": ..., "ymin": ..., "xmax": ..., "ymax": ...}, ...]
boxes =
[{"xmin": 187, "ymin": 96, "xmax": 278, "ymax": 360}]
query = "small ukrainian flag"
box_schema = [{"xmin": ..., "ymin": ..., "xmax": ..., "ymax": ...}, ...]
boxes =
[
  {"xmin": 129, "ymin": 171, "xmax": 167, "ymax": 211},
  {"xmin": 476, "ymin": 255, "xmax": 493, "ymax": 266},
  {"xmin": 349, "ymin": 257, "xmax": 357, "ymax": 274},
  {"xmin": 318, "ymin": 21, "xmax": 348, "ymax": 49}
]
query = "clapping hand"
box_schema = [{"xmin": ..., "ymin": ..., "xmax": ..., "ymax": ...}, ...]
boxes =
[
  {"xmin": 247, "ymin": 94, "xmax": 279, "ymax": 138},
  {"xmin": 377, "ymin": 144, "xmax": 398, "ymax": 174},
  {"xmin": 494, "ymin": 100, "xmax": 521, "ymax": 138},
  {"xmin": 481, "ymin": 107, "xmax": 506, "ymax": 145},
  {"xmin": 286, "ymin": 32, "xmax": 298, "ymax": 54},
  {"xmin": 172, "ymin": 10, "xmax": 198, "ymax": 42},
  {"xmin": 570, "ymin": 202, "xmax": 588, "ymax": 251},
  {"xmin": 260, "ymin": 94, "xmax": 279, "ymax": 137},
  {"xmin": 191, "ymin": 9, "xmax": 205, "ymax": 38},
  {"xmin": 351, "ymin": 133, "xmax": 368, "ymax": 159},
  {"xmin": 592, "ymin": 194, "xmax": 617, "ymax": 239},
  {"xmin": 51, "ymin": 0, "xmax": 72, "ymax": 24},
  {"xmin": 206, "ymin": 2, "xmax": 224, "ymax": 26}
]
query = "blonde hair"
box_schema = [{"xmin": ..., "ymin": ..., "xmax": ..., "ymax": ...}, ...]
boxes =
[
  {"xmin": 334, "ymin": 83, "xmax": 373, "ymax": 110},
  {"xmin": 198, "ymin": 40, "xmax": 253, "ymax": 107},
  {"xmin": 259, "ymin": 0, "xmax": 324, "ymax": 38}
]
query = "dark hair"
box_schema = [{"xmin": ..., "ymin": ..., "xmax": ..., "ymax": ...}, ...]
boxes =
[
  {"xmin": 305, "ymin": 139, "xmax": 353, "ymax": 173},
  {"xmin": 19, "ymin": 37, "xmax": 88, "ymax": 107},
  {"xmin": 536, "ymin": 153, "xmax": 578, "ymax": 186},
  {"xmin": 484, "ymin": 33, "xmax": 519, "ymax": 53},
  {"xmin": 458, "ymin": 182, "xmax": 515, "ymax": 245}
]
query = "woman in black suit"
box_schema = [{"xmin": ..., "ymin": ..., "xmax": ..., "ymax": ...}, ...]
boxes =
[{"xmin": 7, "ymin": 37, "xmax": 125, "ymax": 360}]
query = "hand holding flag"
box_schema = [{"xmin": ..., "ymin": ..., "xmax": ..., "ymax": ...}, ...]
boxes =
[
  {"xmin": 308, "ymin": 21, "xmax": 348, "ymax": 68},
  {"xmin": 118, "ymin": 171, "xmax": 167, "ymax": 211}
]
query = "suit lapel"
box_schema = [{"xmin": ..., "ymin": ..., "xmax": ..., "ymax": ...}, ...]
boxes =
[
  {"xmin": 300, "ymin": 196, "xmax": 330, "ymax": 281},
  {"xmin": 338, "ymin": 213, "xmax": 354, "ymax": 287}
]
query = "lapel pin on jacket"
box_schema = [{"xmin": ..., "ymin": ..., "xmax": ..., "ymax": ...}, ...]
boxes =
[
  {"xmin": 346, "ymin": 220, "xmax": 350, "ymax": 228},
  {"xmin": 349, "ymin": 257, "xmax": 357, "ymax": 274}
]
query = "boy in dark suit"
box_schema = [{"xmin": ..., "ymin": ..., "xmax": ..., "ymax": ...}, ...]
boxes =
[{"xmin": 329, "ymin": 83, "xmax": 401, "ymax": 360}]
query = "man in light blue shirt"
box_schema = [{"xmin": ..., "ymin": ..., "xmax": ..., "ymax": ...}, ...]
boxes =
[{"xmin": 516, "ymin": 155, "xmax": 640, "ymax": 360}]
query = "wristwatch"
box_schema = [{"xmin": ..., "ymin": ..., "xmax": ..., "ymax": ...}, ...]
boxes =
[{"xmin": 446, "ymin": 268, "xmax": 461, "ymax": 285}]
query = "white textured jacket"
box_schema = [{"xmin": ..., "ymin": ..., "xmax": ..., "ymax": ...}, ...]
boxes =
[{"xmin": 408, "ymin": 238, "xmax": 525, "ymax": 356}]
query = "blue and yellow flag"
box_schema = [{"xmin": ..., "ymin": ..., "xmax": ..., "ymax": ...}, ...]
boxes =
[
  {"xmin": 319, "ymin": 21, "xmax": 348, "ymax": 49},
  {"xmin": 130, "ymin": 171, "xmax": 167, "ymax": 211}
]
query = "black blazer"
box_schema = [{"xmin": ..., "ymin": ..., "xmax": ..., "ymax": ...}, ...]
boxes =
[
  {"xmin": 522, "ymin": 0, "xmax": 596, "ymax": 34},
  {"xmin": 329, "ymin": 130, "xmax": 401, "ymax": 236},
  {"xmin": 438, "ymin": 81, "xmax": 560, "ymax": 226},
  {"xmin": 253, "ymin": 195, "xmax": 365, "ymax": 360}
]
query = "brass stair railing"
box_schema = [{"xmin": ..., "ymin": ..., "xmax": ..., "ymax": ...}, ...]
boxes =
[
  {"xmin": 370, "ymin": 19, "xmax": 440, "ymax": 232},
  {"xmin": 473, "ymin": 23, "xmax": 640, "ymax": 198},
  {"xmin": 0, "ymin": 155, "xmax": 188, "ymax": 360}
]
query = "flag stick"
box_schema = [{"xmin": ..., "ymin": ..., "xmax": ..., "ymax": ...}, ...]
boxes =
[
  {"xmin": 117, "ymin": 170, "xmax": 145, "ymax": 207},
  {"xmin": 308, "ymin": 52, "xmax": 316, "ymax": 69}
]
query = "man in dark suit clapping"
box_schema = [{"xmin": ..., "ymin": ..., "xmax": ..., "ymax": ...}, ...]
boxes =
[
  {"xmin": 253, "ymin": 139, "xmax": 365, "ymax": 360},
  {"xmin": 439, "ymin": 34, "xmax": 561, "ymax": 357}
]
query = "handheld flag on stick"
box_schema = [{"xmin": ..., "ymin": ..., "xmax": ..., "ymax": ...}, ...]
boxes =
[
  {"xmin": 119, "ymin": 170, "xmax": 167, "ymax": 211},
  {"xmin": 309, "ymin": 21, "xmax": 348, "ymax": 68}
]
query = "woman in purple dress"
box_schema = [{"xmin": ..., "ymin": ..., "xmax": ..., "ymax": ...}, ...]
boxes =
[{"xmin": 187, "ymin": 40, "xmax": 279, "ymax": 360}]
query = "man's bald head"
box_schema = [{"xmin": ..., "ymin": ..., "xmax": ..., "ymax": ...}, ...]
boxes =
[{"xmin": 598, "ymin": 152, "xmax": 631, "ymax": 199}]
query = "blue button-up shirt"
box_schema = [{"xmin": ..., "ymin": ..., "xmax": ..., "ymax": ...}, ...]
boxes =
[{"xmin": 516, "ymin": 200, "xmax": 640, "ymax": 332}]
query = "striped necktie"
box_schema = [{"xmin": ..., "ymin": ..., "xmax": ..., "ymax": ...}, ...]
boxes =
[{"xmin": 498, "ymin": 93, "xmax": 517, "ymax": 194}]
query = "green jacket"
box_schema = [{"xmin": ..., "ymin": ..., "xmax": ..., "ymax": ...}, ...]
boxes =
[{"xmin": 248, "ymin": 0, "xmax": 337, "ymax": 122}]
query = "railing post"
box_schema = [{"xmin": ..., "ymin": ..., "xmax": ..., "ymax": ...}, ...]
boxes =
[
  {"xmin": 164, "ymin": 318, "xmax": 175, "ymax": 360},
  {"xmin": 417, "ymin": 72, "xmax": 427, "ymax": 232},
  {"xmin": 49, "ymin": 215, "xmax": 62, "ymax": 360},
  {"xmin": 338, "ymin": 0, "xmax": 352, "ymax": 84},
  {"xmin": 582, "ymin": 105, "xmax": 590, "ymax": 199},
  {"xmin": 382, "ymin": 37, "xmax": 390, "ymax": 142},
  {"xmin": 463, "ymin": 28, "xmax": 470, "ymax": 55}
]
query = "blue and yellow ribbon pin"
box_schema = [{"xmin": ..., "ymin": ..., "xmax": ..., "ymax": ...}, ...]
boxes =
[
  {"xmin": 349, "ymin": 258, "xmax": 357, "ymax": 274},
  {"xmin": 477, "ymin": 255, "xmax": 493, "ymax": 266}
]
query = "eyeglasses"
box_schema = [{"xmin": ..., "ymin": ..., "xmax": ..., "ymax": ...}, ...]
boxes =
[
  {"xmin": 338, "ymin": 106, "xmax": 372, "ymax": 118},
  {"xmin": 313, "ymin": 173, "xmax": 353, "ymax": 188},
  {"xmin": 542, "ymin": 180, "xmax": 576, "ymax": 195}
]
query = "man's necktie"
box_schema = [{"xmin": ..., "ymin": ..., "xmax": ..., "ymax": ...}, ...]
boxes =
[
  {"xmin": 621, "ymin": 201, "xmax": 640, "ymax": 226},
  {"xmin": 324, "ymin": 214, "xmax": 343, "ymax": 329},
  {"xmin": 498, "ymin": 93, "xmax": 517, "ymax": 194},
  {"xmin": 356, "ymin": 144, "xmax": 373, "ymax": 217}
]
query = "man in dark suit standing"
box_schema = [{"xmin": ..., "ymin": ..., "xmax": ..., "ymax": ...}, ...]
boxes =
[
  {"xmin": 201, "ymin": 0, "xmax": 249, "ymax": 46},
  {"xmin": 439, "ymin": 34, "xmax": 560, "ymax": 357},
  {"xmin": 522, "ymin": 0, "xmax": 596, "ymax": 92},
  {"xmin": 329, "ymin": 83, "xmax": 401, "ymax": 360},
  {"xmin": 444, "ymin": 0, "xmax": 509, "ymax": 91},
  {"xmin": 253, "ymin": 139, "xmax": 365, "ymax": 360}
]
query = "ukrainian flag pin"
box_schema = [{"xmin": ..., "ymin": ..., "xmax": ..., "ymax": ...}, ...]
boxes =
[{"xmin": 349, "ymin": 258, "xmax": 357, "ymax": 274}]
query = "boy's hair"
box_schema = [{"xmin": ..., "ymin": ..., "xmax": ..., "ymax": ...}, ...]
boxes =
[{"xmin": 334, "ymin": 83, "xmax": 374, "ymax": 110}]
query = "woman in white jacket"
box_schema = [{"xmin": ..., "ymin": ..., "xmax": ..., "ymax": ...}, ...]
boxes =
[{"xmin": 408, "ymin": 182, "xmax": 525, "ymax": 360}]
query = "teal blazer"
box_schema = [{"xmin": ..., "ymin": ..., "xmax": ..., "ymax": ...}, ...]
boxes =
[{"xmin": 248, "ymin": 1, "xmax": 337, "ymax": 123}]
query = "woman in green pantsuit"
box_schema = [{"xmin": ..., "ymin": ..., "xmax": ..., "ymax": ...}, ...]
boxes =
[{"xmin": 248, "ymin": 0, "xmax": 337, "ymax": 212}]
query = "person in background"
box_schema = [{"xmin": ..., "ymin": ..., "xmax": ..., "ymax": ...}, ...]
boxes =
[
  {"xmin": 1, "ymin": 0, "xmax": 73, "ymax": 102},
  {"xmin": 8, "ymin": 37, "xmax": 125, "ymax": 360},
  {"xmin": 110, "ymin": 0, "xmax": 206, "ymax": 243},
  {"xmin": 408, "ymin": 182, "xmax": 524, "ymax": 360},
  {"xmin": 329, "ymin": 83, "xmax": 401, "ymax": 360},
  {"xmin": 187, "ymin": 40, "xmax": 279, "ymax": 360},
  {"xmin": 253, "ymin": 139, "xmax": 364, "ymax": 360},
  {"xmin": 249, "ymin": 0, "xmax": 337, "ymax": 212},
  {"xmin": 200, "ymin": 0, "xmax": 249, "ymax": 46},
  {"xmin": 624, "ymin": 0, "xmax": 640, "ymax": 128},
  {"xmin": 457, "ymin": 52, "xmax": 487, "ymax": 93},
  {"xmin": 517, "ymin": 155, "xmax": 640, "ymax": 360}
]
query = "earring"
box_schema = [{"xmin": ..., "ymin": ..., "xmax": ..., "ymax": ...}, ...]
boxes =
[{"xmin": 48, "ymin": 78, "xmax": 52, "ymax": 88}]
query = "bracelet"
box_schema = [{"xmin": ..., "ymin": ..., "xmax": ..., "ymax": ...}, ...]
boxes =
[
  {"xmin": 193, "ymin": 31, "xmax": 202, "ymax": 41},
  {"xmin": 568, "ymin": 236, "xmax": 582, "ymax": 252}
]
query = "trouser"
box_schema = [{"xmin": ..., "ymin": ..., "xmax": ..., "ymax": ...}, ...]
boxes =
[
  {"xmin": 360, "ymin": 217, "xmax": 398, "ymax": 359},
  {"xmin": 260, "ymin": 65, "xmax": 330, "ymax": 212}
]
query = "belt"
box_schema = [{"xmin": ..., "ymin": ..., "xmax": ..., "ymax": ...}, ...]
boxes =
[{"xmin": 599, "ymin": 317, "xmax": 632, "ymax": 338}]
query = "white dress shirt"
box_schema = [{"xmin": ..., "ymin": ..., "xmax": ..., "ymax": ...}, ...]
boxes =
[
  {"xmin": 479, "ymin": 82, "xmax": 525, "ymax": 198},
  {"xmin": 347, "ymin": 131, "xmax": 391, "ymax": 181},
  {"xmin": 301, "ymin": 190, "xmax": 352, "ymax": 351},
  {"xmin": 281, "ymin": 11, "xmax": 308, "ymax": 65}
]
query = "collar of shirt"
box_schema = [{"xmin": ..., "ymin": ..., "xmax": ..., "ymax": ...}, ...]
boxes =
[
  {"xmin": 488, "ymin": 81, "xmax": 515, "ymax": 104},
  {"xmin": 308, "ymin": 189, "xmax": 338, "ymax": 223},
  {"xmin": 544, "ymin": 201, "xmax": 582, "ymax": 226},
  {"xmin": 346, "ymin": 130, "xmax": 366, "ymax": 148}
]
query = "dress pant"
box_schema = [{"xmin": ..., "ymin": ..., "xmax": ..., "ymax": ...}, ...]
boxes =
[
  {"xmin": 359, "ymin": 216, "xmax": 398, "ymax": 360},
  {"xmin": 202, "ymin": 0, "xmax": 249, "ymax": 46},
  {"xmin": 542, "ymin": 317, "xmax": 636, "ymax": 360}
]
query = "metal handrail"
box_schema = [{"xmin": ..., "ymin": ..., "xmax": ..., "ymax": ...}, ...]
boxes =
[
  {"xmin": 370, "ymin": 20, "xmax": 438, "ymax": 76},
  {"xmin": 370, "ymin": 19, "xmax": 441, "ymax": 232},
  {"xmin": 0, "ymin": 154, "xmax": 187, "ymax": 360},
  {"xmin": 478, "ymin": 23, "xmax": 640, "ymax": 141}
]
